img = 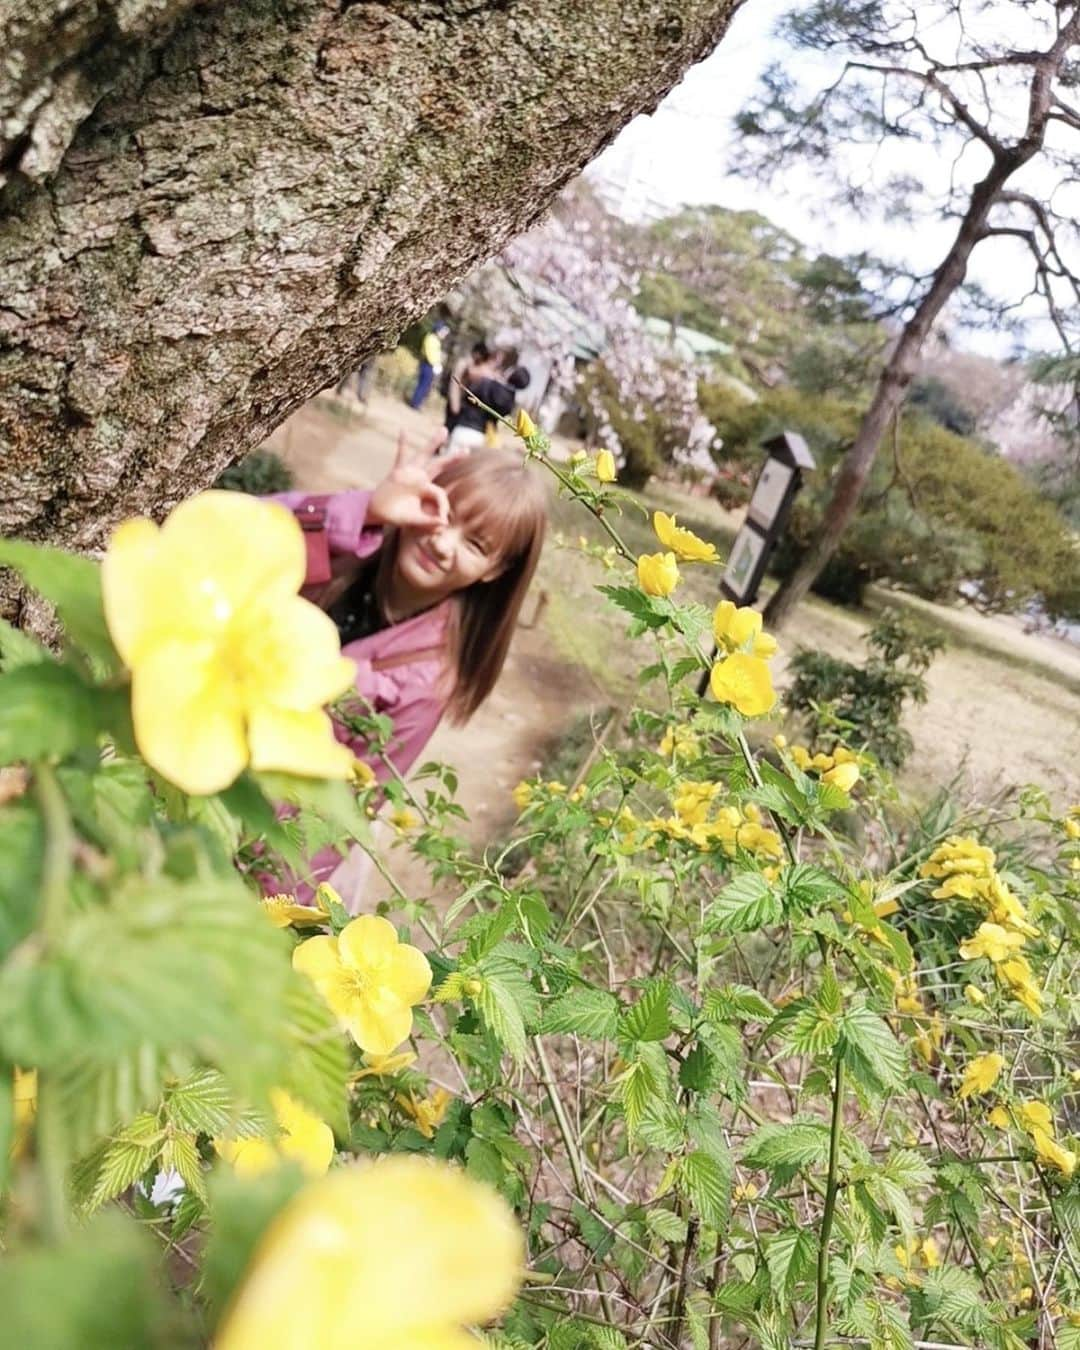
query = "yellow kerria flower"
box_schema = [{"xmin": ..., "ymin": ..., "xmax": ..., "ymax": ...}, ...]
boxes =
[
  {"xmin": 773, "ymin": 733, "xmax": 787, "ymax": 750},
  {"xmin": 1064, "ymin": 817, "xmax": 1080, "ymax": 840},
  {"xmin": 351, "ymin": 1050, "xmax": 418, "ymax": 1081},
  {"xmin": 261, "ymin": 893, "xmax": 330, "ymax": 929},
  {"xmin": 293, "ymin": 915, "xmax": 432, "ymax": 1055},
  {"xmin": 712, "ymin": 599, "xmax": 776, "ymax": 656},
  {"xmin": 733, "ymin": 1181, "xmax": 759, "ymax": 1203},
  {"xmin": 920, "ymin": 1236, "xmax": 941, "ymax": 1269},
  {"xmin": 964, "ymin": 984, "xmax": 987, "ymax": 1006},
  {"xmin": 350, "ymin": 758, "xmax": 377, "ymax": 790},
  {"xmin": 102, "ymin": 492, "xmax": 355, "ymax": 795},
  {"xmin": 1031, "ymin": 1127, "xmax": 1077, "ymax": 1178},
  {"xmin": 709, "ymin": 652, "xmax": 776, "ymax": 717},
  {"xmin": 514, "ymin": 408, "xmax": 537, "ymax": 440},
  {"xmin": 988, "ymin": 1105, "xmax": 1011, "ymax": 1129},
  {"xmin": 822, "ymin": 761, "xmax": 860, "ymax": 793},
  {"xmin": 637, "ymin": 551, "xmax": 680, "ymax": 597},
  {"xmin": 791, "ymin": 744, "xmax": 812, "ymax": 770},
  {"xmin": 216, "ymin": 1155, "xmax": 524, "ymax": 1350},
  {"xmin": 653, "ymin": 511, "xmax": 718, "ymax": 563},
  {"xmin": 389, "ymin": 806, "xmax": 419, "ymax": 833},
  {"xmin": 511, "ymin": 780, "xmax": 533, "ymax": 810},
  {"xmin": 959, "ymin": 922, "xmax": 1027, "ymax": 964},
  {"xmin": 215, "ymin": 1090, "xmax": 335, "ymax": 1179},
  {"xmin": 997, "ymin": 957, "xmax": 1044, "ymax": 1018},
  {"xmin": 1018, "ymin": 1101, "xmax": 1053, "ymax": 1135},
  {"xmin": 595, "ymin": 450, "xmax": 617, "ymax": 482},
  {"xmin": 957, "ymin": 1052, "xmax": 1005, "ymax": 1099},
  {"xmin": 397, "ymin": 1087, "xmax": 452, "ymax": 1140}
]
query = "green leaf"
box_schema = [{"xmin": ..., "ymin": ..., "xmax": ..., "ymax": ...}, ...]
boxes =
[
  {"xmin": 704, "ymin": 872, "xmax": 781, "ymax": 933},
  {"xmin": 164, "ymin": 1069, "xmax": 236, "ymax": 1137},
  {"xmin": 0, "ymin": 540, "xmax": 119, "ymax": 674},
  {"xmin": 618, "ymin": 978, "xmax": 671, "ymax": 1043},
  {"xmin": 0, "ymin": 664, "xmax": 124, "ymax": 765},
  {"xmin": 743, "ymin": 1121, "xmax": 832, "ymax": 1171},
  {"xmin": 0, "ymin": 617, "xmax": 49, "ymax": 672},
  {"xmin": 680, "ymin": 1149, "xmax": 732, "ymax": 1232},
  {"xmin": 781, "ymin": 863, "xmax": 846, "ymax": 914},
  {"xmin": 765, "ymin": 1228, "xmax": 816, "ymax": 1310},
  {"xmin": 0, "ymin": 801, "xmax": 44, "ymax": 961},
  {"xmin": 89, "ymin": 1112, "xmax": 164, "ymax": 1210},
  {"xmin": 702, "ymin": 984, "xmax": 775, "ymax": 1024},
  {"xmin": 474, "ymin": 959, "xmax": 538, "ymax": 1064},
  {"xmin": 0, "ymin": 1212, "xmax": 176, "ymax": 1348},
  {"xmin": 597, "ymin": 585, "xmax": 672, "ymax": 632},
  {"xmin": 645, "ymin": 1206, "xmax": 687, "ymax": 1244},
  {"xmin": 540, "ymin": 988, "xmax": 619, "ymax": 1039},
  {"xmin": 784, "ymin": 1005, "xmax": 840, "ymax": 1057},
  {"xmin": 620, "ymin": 1042, "xmax": 668, "ymax": 1139},
  {"xmin": 839, "ymin": 1004, "xmax": 907, "ymax": 1094},
  {"xmin": 160, "ymin": 1130, "xmax": 206, "ymax": 1201}
]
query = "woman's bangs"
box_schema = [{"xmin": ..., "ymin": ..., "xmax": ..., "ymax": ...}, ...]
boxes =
[{"xmin": 443, "ymin": 464, "xmax": 539, "ymax": 562}]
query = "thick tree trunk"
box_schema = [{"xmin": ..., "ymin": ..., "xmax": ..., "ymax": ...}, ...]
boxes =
[{"xmin": 0, "ymin": 0, "xmax": 741, "ymax": 617}]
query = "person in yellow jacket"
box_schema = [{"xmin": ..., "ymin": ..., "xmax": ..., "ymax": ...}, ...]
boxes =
[{"xmin": 409, "ymin": 318, "xmax": 449, "ymax": 409}]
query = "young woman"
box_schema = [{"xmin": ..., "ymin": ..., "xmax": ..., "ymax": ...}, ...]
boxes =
[{"xmin": 267, "ymin": 431, "xmax": 547, "ymax": 904}]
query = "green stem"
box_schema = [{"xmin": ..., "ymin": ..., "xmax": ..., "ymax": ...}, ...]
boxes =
[
  {"xmin": 814, "ymin": 1056, "xmax": 845, "ymax": 1350},
  {"xmin": 33, "ymin": 762, "xmax": 73, "ymax": 941}
]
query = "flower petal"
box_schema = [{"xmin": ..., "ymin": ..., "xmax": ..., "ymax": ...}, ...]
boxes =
[
  {"xmin": 238, "ymin": 596, "xmax": 356, "ymax": 710},
  {"xmin": 130, "ymin": 640, "xmax": 248, "ymax": 794},
  {"xmin": 337, "ymin": 914, "xmax": 402, "ymax": 973},
  {"xmin": 101, "ymin": 517, "xmax": 163, "ymax": 666},
  {"xmin": 248, "ymin": 706, "xmax": 354, "ymax": 780},
  {"xmin": 386, "ymin": 941, "xmax": 433, "ymax": 1006},
  {"xmin": 347, "ymin": 998, "xmax": 413, "ymax": 1056},
  {"xmin": 292, "ymin": 935, "xmax": 342, "ymax": 985}
]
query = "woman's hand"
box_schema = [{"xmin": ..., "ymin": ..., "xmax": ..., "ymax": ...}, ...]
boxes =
[{"xmin": 368, "ymin": 427, "xmax": 452, "ymax": 530}]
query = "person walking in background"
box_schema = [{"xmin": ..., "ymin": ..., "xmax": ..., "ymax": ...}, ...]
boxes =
[
  {"xmin": 408, "ymin": 318, "xmax": 449, "ymax": 409},
  {"xmin": 446, "ymin": 347, "xmax": 531, "ymax": 454},
  {"xmin": 445, "ymin": 339, "xmax": 492, "ymax": 436}
]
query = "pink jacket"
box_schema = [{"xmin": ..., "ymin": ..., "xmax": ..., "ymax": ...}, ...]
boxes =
[
  {"xmin": 271, "ymin": 488, "xmax": 452, "ymax": 784},
  {"xmin": 263, "ymin": 490, "xmax": 453, "ymax": 903}
]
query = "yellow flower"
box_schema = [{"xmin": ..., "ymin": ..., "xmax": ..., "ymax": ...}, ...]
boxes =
[
  {"xmin": 964, "ymin": 984, "xmax": 987, "ymax": 1006},
  {"xmin": 570, "ymin": 450, "xmax": 588, "ymax": 465},
  {"xmin": 921, "ymin": 835, "xmax": 996, "ymax": 884},
  {"xmin": 1018, "ymin": 1101, "xmax": 1053, "ymax": 1135},
  {"xmin": 514, "ymin": 408, "xmax": 537, "ymax": 440},
  {"xmin": 712, "ymin": 599, "xmax": 771, "ymax": 653},
  {"xmin": 659, "ymin": 725, "xmax": 701, "ymax": 761},
  {"xmin": 1031, "ymin": 1128, "xmax": 1077, "ymax": 1178},
  {"xmin": 351, "ymin": 758, "xmax": 377, "ymax": 790},
  {"xmin": 710, "ymin": 653, "xmax": 777, "ymax": 717},
  {"xmin": 733, "ymin": 1181, "xmax": 759, "ymax": 1203},
  {"xmin": 873, "ymin": 897, "xmax": 900, "ymax": 919},
  {"xmin": 997, "ymin": 957, "xmax": 1044, "ymax": 1018},
  {"xmin": 653, "ymin": 511, "xmax": 718, "ymax": 563},
  {"xmin": 920, "ymin": 1236, "xmax": 941, "ymax": 1269},
  {"xmin": 512, "ymin": 780, "xmax": 533, "ymax": 810},
  {"xmin": 959, "ymin": 922, "xmax": 1027, "ymax": 964},
  {"xmin": 351, "ymin": 1050, "xmax": 418, "ymax": 1081},
  {"xmin": 389, "ymin": 806, "xmax": 419, "ymax": 833},
  {"xmin": 293, "ymin": 915, "xmax": 432, "ymax": 1055},
  {"xmin": 595, "ymin": 450, "xmax": 617, "ymax": 483},
  {"xmin": 988, "ymin": 1105, "xmax": 1011, "ymax": 1129},
  {"xmin": 957, "ymin": 1053, "xmax": 1005, "ymax": 1099},
  {"xmin": 773, "ymin": 733, "xmax": 787, "ymax": 750},
  {"xmin": 791, "ymin": 745, "xmax": 812, "ymax": 770},
  {"xmin": 637, "ymin": 551, "xmax": 680, "ymax": 597},
  {"xmin": 261, "ymin": 892, "xmax": 330, "ymax": 929},
  {"xmin": 1064, "ymin": 817, "xmax": 1080, "ymax": 840},
  {"xmin": 102, "ymin": 492, "xmax": 355, "ymax": 795},
  {"xmin": 822, "ymin": 761, "xmax": 860, "ymax": 793},
  {"xmin": 216, "ymin": 1155, "xmax": 524, "ymax": 1350},
  {"xmin": 215, "ymin": 1090, "xmax": 335, "ymax": 1179},
  {"xmin": 397, "ymin": 1088, "xmax": 452, "ymax": 1139}
]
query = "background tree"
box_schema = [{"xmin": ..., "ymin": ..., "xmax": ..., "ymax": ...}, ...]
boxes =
[
  {"xmin": 0, "ymin": 0, "xmax": 742, "ymax": 622},
  {"xmin": 731, "ymin": 0, "xmax": 1080, "ymax": 629}
]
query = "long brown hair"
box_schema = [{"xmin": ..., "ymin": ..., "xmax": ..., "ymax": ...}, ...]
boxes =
[{"xmin": 433, "ymin": 451, "xmax": 547, "ymax": 722}]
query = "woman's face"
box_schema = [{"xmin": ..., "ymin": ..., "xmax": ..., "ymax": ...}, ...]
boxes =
[{"xmin": 395, "ymin": 508, "xmax": 504, "ymax": 601}]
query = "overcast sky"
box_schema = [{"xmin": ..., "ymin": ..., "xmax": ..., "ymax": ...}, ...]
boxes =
[{"xmin": 588, "ymin": 0, "xmax": 1073, "ymax": 359}]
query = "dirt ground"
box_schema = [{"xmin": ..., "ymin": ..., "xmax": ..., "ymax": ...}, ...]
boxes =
[{"xmin": 263, "ymin": 389, "xmax": 1080, "ymax": 830}]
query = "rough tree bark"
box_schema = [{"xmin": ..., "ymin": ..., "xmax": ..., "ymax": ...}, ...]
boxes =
[
  {"xmin": 763, "ymin": 8, "xmax": 1080, "ymax": 632},
  {"xmin": 0, "ymin": 0, "xmax": 742, "ymax": 620}
]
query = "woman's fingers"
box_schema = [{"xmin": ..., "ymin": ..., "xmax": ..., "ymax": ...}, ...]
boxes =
[{"xmin": 418, "ymin": 481, "xmax": 451, "ymax": 525}]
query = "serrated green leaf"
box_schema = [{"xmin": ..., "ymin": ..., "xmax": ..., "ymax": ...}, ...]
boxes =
[
  {"xmin": 839, "ymin": 1004, "xmax": 907, "ymax": 1094},
  {"xmin": 597, "ymin": 584, "xmax": 673, "ymax": 632},
  {"xmin": 680, "ymin": 1149, "xmax": 731, "ymax": 1232},
  {"xmin": 619, "ymin": 979, "xmax": 671, "ymax": 1043},
  {"xmin": 743, "ymin": 1120, "xmax": 832, "ymax": 1171},
  {"xmin": 161, "ymin": 1130, "xmax": 206, "ymax": 1201},
  {"xmin": 705, "ymin": 872, "xmax": 781, "ymax": 934},
  {"xmin": 702, "ymin": 984, "xmax": 775, "ymax": 1024},
  {"xmin": 0, "ymin": 665, "xmax": 125, "ymax": 765},
  {"xmin": 784, "ymin": 1005, "xmax": 840, "ymax": 1056},
  {"xmin": 164, "ymin": 1069, "xmax": 235, "ymax": 1137},
  {"xmin": 89, "ymin": 1113, "xmax": 163, "ymax": 1210},
  {"xmin": 645, "ymin": 1206, "xmax": 687, "ymax": 1243},
  {"xmin": 765, "ymin": 1228, "xmax": 816, "ymax": 1309},
  {"xmin": 540, "ymin": 988, "xmax": 619, "ymax": 1039}
]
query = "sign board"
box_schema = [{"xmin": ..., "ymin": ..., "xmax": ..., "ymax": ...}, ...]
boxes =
[
  {"xmin": 722, "ymin": 525, "xmax": 767, "ymax": 603},
  {"xmin": 747, "ymin": 459, "xmax": 794, "ymax": 531}
]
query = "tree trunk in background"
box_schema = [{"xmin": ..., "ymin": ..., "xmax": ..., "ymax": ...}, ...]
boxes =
[{"xmin": 0, "ymin": 0, "xmax": 742, "ymax": 619}]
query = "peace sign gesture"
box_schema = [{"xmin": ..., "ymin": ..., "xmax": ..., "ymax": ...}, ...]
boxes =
[{"xmin": 368, "ymin": 426, "xmax": 453, "ymax": 530}]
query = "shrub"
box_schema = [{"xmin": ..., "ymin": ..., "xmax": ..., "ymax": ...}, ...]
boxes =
[
  {"xmin": 784, "ymin": 606, "xmax": 946, "ymax": 767},
  {"xmin": 214, "ymin": 448, "xmax": 293, "ymax": 495}
]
